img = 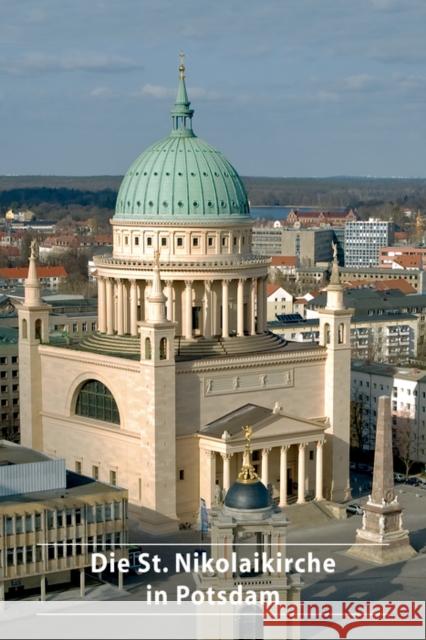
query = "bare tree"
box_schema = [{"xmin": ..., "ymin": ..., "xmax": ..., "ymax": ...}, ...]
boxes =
[
  {"xmin": 350, "ymin": 399, "xmax": 365, "ymax": 451},
  {"xmin": 393, "ymin": 413, "xmax": 415, "ymax": 479}
]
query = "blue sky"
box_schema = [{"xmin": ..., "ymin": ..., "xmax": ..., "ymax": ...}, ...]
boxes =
[{"xmin": 0, "ymin": 0, "xmax": 425, "ymax": 177}]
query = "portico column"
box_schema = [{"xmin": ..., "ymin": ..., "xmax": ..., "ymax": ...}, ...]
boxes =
[
  {"xmin": 297, "ymin": 443, "xmax": 306, "ymax": 504},
  {"xmin": 261, "ymin": 448, "xmax": 271, "ymax": 487},
  {"xmin": 257, "ymin": 277, "xmax": 265, "ymax": 333},
  {"xmin": 201, "ymin": 450, "xmax": 216, "ymax": 508},
  {"xmin": 262, "ymin": 277, "xmax": 268, "ymax": 332},
  {"xmin": 138, "ymin": 281, "xmax": 145, "ymax": 321},
  {"xmin": 123, "ymin": 281, "xmax": 129, "ymax": 334},
  {"xmin": 130, "ymin": 279, "xmax": 138, "ymax": 336},
  {"xmin": 165, "ymin": 280, "xmax": 174, "ymax": 322},
  {"xmin": 117, "ymin": 279, "xmax": 124, "ymax": 336},
  {"xmin": 222, "ymin": 280, "xmax": 229, "ymax": 338},
  {"xmin": 203, "ymin": 280, "xmax": 212, "ymax": 338},
  {"xmin": 250, "ymin": 278, "xmax": 257, "ymax": 336},
  {"xmin": 184, "ymin": 280, "xmax": 193, "ymax": 339},
  {"xmin": 237, "ymin": 278, "xmax": 245, "ymax": 337},
  {"xmin": 279, "ymin": 445, "xmax": 289, "ymax": 507},
  {"xmin": 221, "ymin": 453, "xmax": 232, "ymax": 492},
  {"xmin": 315, "ymin": 440, "xmax": 324, "ymax": 501},
  {"xmin": 106, "ymin": 278, "xmax": 114, "ymax": 335},
  {"xmin": 98, "ymin": 276, "xmax": 106, "ymax": 333}
]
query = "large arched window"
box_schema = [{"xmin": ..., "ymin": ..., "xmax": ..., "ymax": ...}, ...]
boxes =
[{"xmin": 75, "ymin": 380, "xmax": 120, "ymax": 425}]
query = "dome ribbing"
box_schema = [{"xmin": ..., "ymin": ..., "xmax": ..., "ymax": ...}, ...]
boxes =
[{"xmin": 114, "ymin": 60, "xmax": 250, "ymax": 222}]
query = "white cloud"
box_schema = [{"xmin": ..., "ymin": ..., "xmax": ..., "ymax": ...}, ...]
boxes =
[
  {"xmin": 89, "ymin": 86, "xmax": 114, "ymax": 98},
  {"xmin": 139, "ymin": 84, "xmax": 175, "ymax": 99},
  {"xmin": 343, "ymin": 74, "xmax": 375, "ymax": 91},
  {"xmin": 0, "ymin": 52, "xmax": 143, "ymax": 74}
]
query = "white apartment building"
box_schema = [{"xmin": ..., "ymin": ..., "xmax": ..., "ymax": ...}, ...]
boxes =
[
  {"xmin": 351, "ymin": 360, "xmax": 426, "ymax": 464},
  {"xmin": 345, "ymin": 219, "xmax": 394, "ymax": 267}
]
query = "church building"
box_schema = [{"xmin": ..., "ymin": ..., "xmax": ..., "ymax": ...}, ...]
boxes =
[{"xmin": 18, "ymin": 60, "xmax": 352, "ymax": 532}]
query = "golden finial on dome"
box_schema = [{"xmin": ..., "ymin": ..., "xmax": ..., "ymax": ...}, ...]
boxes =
[
  {"xmin": 179, "ymin": 51, "xmax": 185, "ymax": 78},
  {"xmin": 238, "ymin": 425, "xmax": 259, "ymax": 484}
]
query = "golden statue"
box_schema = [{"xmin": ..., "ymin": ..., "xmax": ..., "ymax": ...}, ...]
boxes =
[{"xmin": 238, "ymin": 425, "xmax": 259, "ymax": 483}]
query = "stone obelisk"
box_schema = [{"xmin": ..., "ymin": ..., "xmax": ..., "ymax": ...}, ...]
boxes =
[{"xmin": 348, "ymin": 395, "xmax": 416, "ymax": 564}]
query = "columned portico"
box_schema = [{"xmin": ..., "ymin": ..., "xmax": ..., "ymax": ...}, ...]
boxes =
[
  {"xmin": 198, "ymin": 426, "xmax": 325, "ymax": 512},
  {"xmin": 96, "ymin": 270, "xmax": 270, "ymax": 340}
]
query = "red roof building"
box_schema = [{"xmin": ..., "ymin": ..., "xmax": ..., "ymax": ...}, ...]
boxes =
[{"xmin": 286, "ymin": 209, "xmax": 358, "ymax": 227}]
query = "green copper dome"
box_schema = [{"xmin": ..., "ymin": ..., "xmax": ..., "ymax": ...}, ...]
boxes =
[{"xmin": 115, "ymin": 61, "xmax": 250, "ymax": 223}]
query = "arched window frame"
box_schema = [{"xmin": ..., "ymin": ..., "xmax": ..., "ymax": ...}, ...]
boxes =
[
  {"xmin": 159, "ymin": 337, "xmax": 167, "ymax": 360},
  {"xmin": 75, "ymin": 379, "xmax": 120, "ymax": 425},
  {"xmin": 324, "ymin": 322, "xmax": 331, "ymax": 345},
  {"xmin": 145, "ymin": 337, "xmax": 152, "ymax": 360}
]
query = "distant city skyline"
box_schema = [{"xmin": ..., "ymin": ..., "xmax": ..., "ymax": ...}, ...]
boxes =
[{"xmin": 1, "ymin": 0, "xmax": 425, "ymax": 178}]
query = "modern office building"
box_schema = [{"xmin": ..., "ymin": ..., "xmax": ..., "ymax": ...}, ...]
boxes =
[
  {"xmin": 344, "ymin": 219, "xmax": 394, "ymax": 267},
  {"xmin": 269, "ymin": 312, "xmax": 418, "ymax": 364},
  {"xmin": 306, "ymin": 287, "xmax": 426, "ymax": 359},
  {"xmin": 0, "ymin": 440, "xmax": 128, "ymax": 600},
  {"xmin": 0, "ymin": 327, "xmax": 19, "ymax": 441},
  {"xmin": 252, "ymin": 226, "xmax": 336, "ymax": 265}
]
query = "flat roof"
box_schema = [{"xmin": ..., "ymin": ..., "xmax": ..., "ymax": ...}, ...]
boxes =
[
  {"xmin": 0, "ymin": 441, "xmax": 126, "ymax": 506},
  {"xmin": 0, "ymin": 441, "xmax": 51, "ymax": 465},
  {"xmin": 351, "ymin": 360, "xmax": 426, "ymax": 382}
]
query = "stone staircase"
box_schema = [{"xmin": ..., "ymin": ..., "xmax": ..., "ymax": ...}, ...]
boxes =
[
  {"xmin": 77, "ymin": 331, "xmax": 289, "ymax": 361},
  {"xmin": 283, "ymin": 501, "xmax": 334, "ymax": 529}
]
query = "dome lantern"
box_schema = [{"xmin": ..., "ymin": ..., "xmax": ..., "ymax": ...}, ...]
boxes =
[{"xmin": 171, "ymin": 52, "xmax": 194, "ymax": 137}]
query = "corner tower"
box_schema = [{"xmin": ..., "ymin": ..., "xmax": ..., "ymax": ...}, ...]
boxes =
[
  {"xmin": 138, "ymin": 252, "xmax": 178, "ymax": 526},
  {"xmin": 319, "ymin": 244, "xmax": 353, "ymax": 502},
  {"xmin": 18, "ymin": 240, "xmax": 50, "ymax": 449}
]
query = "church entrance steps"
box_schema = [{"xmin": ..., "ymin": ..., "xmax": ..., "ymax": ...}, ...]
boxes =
[{"xmin": 283, "ymin": 501, "xmax": 334, "ymax": 529}]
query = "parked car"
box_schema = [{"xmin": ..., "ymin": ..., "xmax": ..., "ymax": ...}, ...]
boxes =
[
  {"xmin": 346, "ymin": 503, "xmax": 364, "ymax": 516},
  {"xmin": 394, "ymin": 473, "xmax": 405, "ymax": 483},
  {"xmin": 405, "ymin": 477, "xmax": 420, "ymax": 486}
]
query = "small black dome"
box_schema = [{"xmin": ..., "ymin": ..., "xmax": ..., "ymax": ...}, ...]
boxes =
[{"xmin": 224, "ymin": 479, "xmax": 270, "ymax": 510}]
